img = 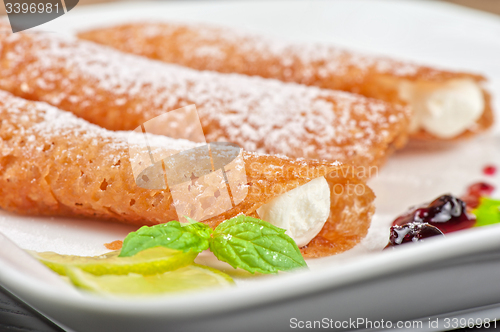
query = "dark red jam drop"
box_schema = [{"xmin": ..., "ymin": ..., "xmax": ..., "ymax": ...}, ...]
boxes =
[
  {"xmin": 483, "ymin": 165, "xmax": 497, "ymax": 176},
  {"xmin": 462, "ymin": 182, "xmax": 495, "ymax": 208},
  {"xmin": 466, "ymin": 182, "xmax": 495, "ymax": 197},
  {"xmin": 386, "ymin": 223, "xmax": 444, "ymax": 247},
  {"xmin": 392, "ymin": 194, "xmax": 475, "ymax": 234}
]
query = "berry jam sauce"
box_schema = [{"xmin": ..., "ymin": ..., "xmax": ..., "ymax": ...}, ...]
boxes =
[
  {"xmin": 386, "ymin": 223, "xmax": 443, "ymax": 247},
  {"xmin": 392, "ymin": 194, "xmax": 476, "ymax": 234},
  {"xmin": 483, "ymin": 165, "xmax": 497, "ymax": 176}
]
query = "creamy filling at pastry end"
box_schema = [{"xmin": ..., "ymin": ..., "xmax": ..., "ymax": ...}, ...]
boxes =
[
  {"xmin": 398, "ymin": 79, "xmax": 484, "ymax": 138},
  {"xmin": 256, "ymin": 176, "xmax": 331, "ymax": 247}
]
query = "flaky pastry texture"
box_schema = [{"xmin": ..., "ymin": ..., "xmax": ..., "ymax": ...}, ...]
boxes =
[
  {"xmin": 78, "ymin": 22, "xmax": 493, "ymax": 139},
  {"xmin": 0, "ymin": 92, "xmax": 374, "ymax": 257},
  {"xmin": 0, "ymin": 25, "xmax": 409, "ymax": 168}
]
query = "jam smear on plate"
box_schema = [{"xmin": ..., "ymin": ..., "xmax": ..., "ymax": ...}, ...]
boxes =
[
  {"xmin": 386, "ymin": 222, "xmax": 443, "ymax": 247},
  {"xmin": 392, "ymin": 194, "xmax": 475, "ymax": 234},
  {"xmin": 388, "ymin": 173, "xmax": 497, "ymax": 248},
  {"xmin": 462, "ymin": 182, "xmax": 495, "ymax": 208}
]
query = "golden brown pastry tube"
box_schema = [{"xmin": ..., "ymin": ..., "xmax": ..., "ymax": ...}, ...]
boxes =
[
  {"xmin": 0, "ymin": 26, "xmax": 409, "ymax": 169},
  {"xmin": 0, "ymin": 91, "xmax": 374, "ymax": 257},
  {"xmin": 77, "ymin": 22, "xmax": 493, "ymax": 140}
]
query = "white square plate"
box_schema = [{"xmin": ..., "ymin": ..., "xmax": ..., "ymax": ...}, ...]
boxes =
[{"xmin": 1, "ymin": 1, "xmax": 500, "ymax": 331}]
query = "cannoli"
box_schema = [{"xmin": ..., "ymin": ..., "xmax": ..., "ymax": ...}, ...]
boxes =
[
  {"xmin": 0, "ymin": 27, "xmax": 409, "ymax": 169},
  {"xmin": 78, "ymin": 22, "xmax": 494, "ymax": 140},
  {"xmin": 0, "ymin": 91, "xmax": 375, "ymax": 257}
]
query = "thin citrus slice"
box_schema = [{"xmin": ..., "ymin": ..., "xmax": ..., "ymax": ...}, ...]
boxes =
[
  {"xmin": 66, "ymin": 264, "xmax": 235, "ymax": 295},
  {"xmin": 29, "ymin": 247, "xmax": 197, "ymax": 276}
]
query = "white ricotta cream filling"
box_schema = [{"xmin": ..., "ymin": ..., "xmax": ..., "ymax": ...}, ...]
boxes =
[
  {"xmin": 256, "ymin": 176, "xmax": 330, "ymax": 247},
  {"xmin": 398, "ymin": 79, "xmax": 484, "ymax": 138}
]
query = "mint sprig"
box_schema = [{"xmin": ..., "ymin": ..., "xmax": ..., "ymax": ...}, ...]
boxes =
[
  {"xmin": 119, "ymin": 216, "xmax": 307, "ymax": 274},
  {"xmin": 473, "ymin": 197, "xmax": 500, "ymax": 227},
  {"xmin": 119, "ymin": 221, "xmax": 212, "ymax": 257},
  {"xmin": 210, "ymin": 215, "xmax": 307, "ymax": 274}
]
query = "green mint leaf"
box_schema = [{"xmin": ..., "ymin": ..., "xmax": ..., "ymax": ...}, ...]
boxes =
[
  {"xmin": 473, "ymin": 197, "xmax": 500, "ymax": 227},
  {"xmin": 209, "ymin": 215, "xmax": 307, "ymax": 274},
  {"xmin": 119, "ymin": 221, "xmax": 212, "ymax": 257}
]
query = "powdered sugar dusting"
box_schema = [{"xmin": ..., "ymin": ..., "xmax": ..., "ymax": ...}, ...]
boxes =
[
  {"xmin": 115, "ymin": 22, "xmax": 423, "ymax": 78},
  {"xmin": 0, "ymin": 31, "xmax": 408, "ymax": 165},
  {"xmin": 0, "ymin": 90, "xmax": 199, "ymax": 160}
]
